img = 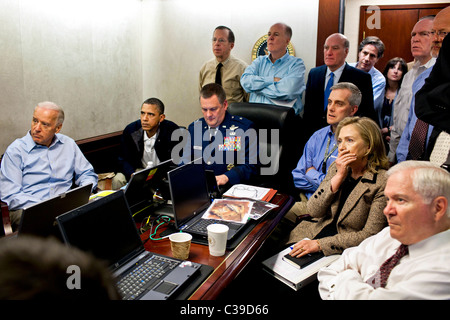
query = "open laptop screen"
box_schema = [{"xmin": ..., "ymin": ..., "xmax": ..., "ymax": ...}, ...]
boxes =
[
  {"xmin": 19, "ymin": 183, "xmax": 93, "ymax": 238},
  {"xmin": 57, "ymin": 190, "xmax": 144, "ymax": 268},
  {"xmin": 125, "ymin": 159, "xmax": 173, "ymax": 210},
  {"xmin": 168, "ymin": 162, "xmax": 211, "ymax": 229}
]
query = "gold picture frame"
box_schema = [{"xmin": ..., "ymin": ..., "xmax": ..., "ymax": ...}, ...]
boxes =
[{"xmin": 251, "ymin": 34, "xmax": 295, "ymax": 61}]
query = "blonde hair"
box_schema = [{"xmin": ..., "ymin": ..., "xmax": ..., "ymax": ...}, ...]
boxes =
[{"xmin": 336, "ymin": 116, "xmax": 389, "ymax": 173}]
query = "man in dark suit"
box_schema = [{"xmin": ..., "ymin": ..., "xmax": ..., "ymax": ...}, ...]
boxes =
[
  {"xmin": 303, "ymin": 33, "xmax": 377, "ymax": 137},
  {"xmin": 113, "ymin": 97, "xmax": 179, "ymax": 189}
]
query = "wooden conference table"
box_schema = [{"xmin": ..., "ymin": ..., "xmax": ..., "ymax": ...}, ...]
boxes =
[{"xmin": 140, "ymin": 192, "xmax": 294, "ymax": 300}]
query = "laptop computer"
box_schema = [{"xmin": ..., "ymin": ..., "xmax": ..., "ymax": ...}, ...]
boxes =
[
  {"xmin": 205, "ymin": 169, "xmax": 222, "ymax": 200},
  {"xmin": 124, "ymin": 159, "xmax": 173, "ymax": 216},
  {"xmin": 167, "ymin": 161, "xmax": 247, "ymax": 241},
  {"xmin": 56, "ymin": 190, "xmax": 202, "ymax": 300},
  {"xmin": 17, "ymin": 183, "xmax": 93, "ymax": 239}
]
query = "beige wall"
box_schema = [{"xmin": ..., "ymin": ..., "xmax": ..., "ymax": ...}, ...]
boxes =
[
  {"xmin": 0, "ymin": 0, "xmax": 143, "ymax": 154},
  {"xmin": 141, "ymin": 0, "xmax": 319, "ymax": 128},
  {"xmin": 0, "ymin": 0, "xmax": 319, "ymax": 154},
  {"xmin": 2, "ymin": 0, "xmax": 447, "ymax": 154}
]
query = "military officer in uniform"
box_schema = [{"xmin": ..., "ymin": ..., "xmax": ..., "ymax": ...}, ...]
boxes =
[{"xmin": 183, "ymin": 83, "xmax": 258, "ymax": 187}]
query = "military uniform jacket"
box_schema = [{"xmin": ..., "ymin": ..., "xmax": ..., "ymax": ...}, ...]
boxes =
[
  {"xmin": 185, "ymin": 112, "xmax": 258, "ymax": 186},
  {"xmin": 288, "ymin": 162, "xmax": 388, "ymax": 256}
]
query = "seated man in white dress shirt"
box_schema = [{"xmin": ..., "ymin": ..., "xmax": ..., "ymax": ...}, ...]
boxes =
[{"xmin": 318, "ymin": 160, "xmax": 450, "ymax": 299}]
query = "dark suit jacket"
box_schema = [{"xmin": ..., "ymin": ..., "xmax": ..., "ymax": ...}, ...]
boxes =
[
  {"xmin": 118, "ymin": 119, "xmax": 180, "ymax": 180},
  {"xmin": 287, "ymin": 162, "xmax": 388, "ymax": 256},
  {"xmin": 303, "ymin": 63, "xmax": 377, "ymax": 137}
]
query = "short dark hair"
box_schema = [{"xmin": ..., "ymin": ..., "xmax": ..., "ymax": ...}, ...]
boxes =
[
  {"xmin": 200, "ymin": 83, "xmax": 227, "ymax": 105},
  {"xmin": 0, "ymin": 236, "xmax": 120, "ymax": 300},
  {"xmin": 383, "ymin": 57, "xmax": 408, "ymax": 90},
  {"xmin": 358, "ymin": 36, "xmax": 385, "ymax": 58},
  {"xmin": 214, "ymin": 26, "xmax": 235, "ymax": 43},
  {"xmin": 142, "ymin": 97, "xmax": 165, "ymax": 114}
]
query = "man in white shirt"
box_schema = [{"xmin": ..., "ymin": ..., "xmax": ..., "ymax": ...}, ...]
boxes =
[
  {"xmin": 318, "ymin": 160, "xmax": 450, "ymax": 300},
  {"xmin": 388, "ymin": 16, "xmax": 436, "ymax": 164}
]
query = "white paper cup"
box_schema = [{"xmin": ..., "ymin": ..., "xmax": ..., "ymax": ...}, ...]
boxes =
[
  {"xmin": 207, "ymin": 224, "xmax": 229, "ymax": 256},
  {"xmin": 169, "ymin": 232, "xmax": 192, "ymax": 260}
]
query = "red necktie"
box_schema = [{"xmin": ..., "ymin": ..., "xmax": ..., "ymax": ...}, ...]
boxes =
[
  {"xmin": 408, "ymin": 119, "xmax": 429, "ymax": 160},
  {"xmin": 378, "ymin": 244, "xmax": 409, "ymax": 288}
]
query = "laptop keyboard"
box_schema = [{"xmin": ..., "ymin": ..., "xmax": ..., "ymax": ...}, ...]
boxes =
[
  {"xmin": 186, "ymin": 218, "xmax": 237, "ymax": 234},
  {"xmin": 117, "ymin": 254, "xmax": 179, "ymax": 300}
]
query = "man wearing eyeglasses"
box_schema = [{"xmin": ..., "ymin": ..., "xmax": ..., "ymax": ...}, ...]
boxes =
[
  {"xmin": 199, "ymin": 26, "xmax": 248, "ymax": 104},
  {"xmin": 388, "ymin": 16, "xmax": 436, "ymax": 164},
  {"xmin": 397, "ymin": 6, "xmax": 450, "ymax": 164}
]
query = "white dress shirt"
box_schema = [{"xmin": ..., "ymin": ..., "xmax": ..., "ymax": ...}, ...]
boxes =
[
  {"xmin": 141, "ymin": 129, "xmax": 160, "ymax": 168},
  {"xmin": 318, "ymin": 227, "xmax": 450, "ymax": 300}
]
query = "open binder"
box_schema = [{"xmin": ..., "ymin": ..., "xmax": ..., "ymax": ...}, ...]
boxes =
[{"xmin": 262, "ymin": 246, "xmax": 340, "ymax": 291}]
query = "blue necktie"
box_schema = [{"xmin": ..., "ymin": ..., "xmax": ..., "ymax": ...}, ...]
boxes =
[{"xmin": 324, "ymin": 72, "xmax": 334, "ymax": 110}]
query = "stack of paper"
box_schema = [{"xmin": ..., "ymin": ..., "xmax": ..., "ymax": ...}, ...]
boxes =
[{"xmin": 223, "ymin": 184, "xmax": 277, "ymax": 202}]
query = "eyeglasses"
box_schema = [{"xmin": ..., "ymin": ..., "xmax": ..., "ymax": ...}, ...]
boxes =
[
  {"xmin": 212, "ymin": 38, "xmax": 228, "ymax": 43},
  {"xmin": 411, "ymin": 31, "xmax": 434, "ymax": 38},
  {"xmin": 430, "ymin": 30, "xmax": 449, "ymax": 39}
]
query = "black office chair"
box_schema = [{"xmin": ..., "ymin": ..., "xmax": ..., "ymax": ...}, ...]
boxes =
[{"xmin": 228, "ymin": 102, "xmax": 305, "ymax": 195}]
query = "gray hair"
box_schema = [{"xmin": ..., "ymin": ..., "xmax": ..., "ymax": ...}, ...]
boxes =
[
  {"xmin": 330, "ymin": 82, "xmax": 362, "ymax": 107},
  {"xmin": 36, "ymin": 101, "xmax": 65, "ymax": 125},
  {"xmin": 326, "ymin": 33, "xmax": 349, "ymax": 49},
  {"xmin": 388, "ymin": 161, "xmax": 450, "ymax": 217}
]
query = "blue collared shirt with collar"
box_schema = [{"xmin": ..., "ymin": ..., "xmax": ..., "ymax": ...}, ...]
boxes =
[
  {"xmin": 292, "ymin": 125, "xmax": 338, "ymax": 199},
  {"xmin": 396, "ymin": 67, "xmax": 434, "ymax": 162},
  {"xmin": 0, "ymin": 132, "xmax": 98, "ymax": 210},
  {"xmin": 240, "ymin": 51, "xmax": 306, "ymax": 115}
]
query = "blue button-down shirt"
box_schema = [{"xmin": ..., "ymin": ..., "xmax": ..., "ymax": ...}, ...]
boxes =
[
  {"xmin": 0, "ymin": 132, "xmax": 98, "ymax": 210},
  {"xmin": 396, "ymin": 67, "xmax": 434, "ymax": 162},
  {"xmin": 292, "ymin": 125, "xmax": 338, "ymax": 199},
  {"xmin": 240, "ymin": 51, "xmax": 306, "ymax": 115},
  {"xmin": 349, "ymin": 63, "xmax": 386, "ymax": 126}
]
